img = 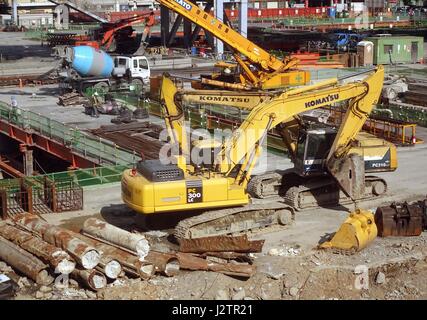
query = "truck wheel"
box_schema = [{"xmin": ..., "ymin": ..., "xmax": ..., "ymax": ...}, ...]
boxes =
[
  {"xmin": 93, "ymin": 82, "xmax": 109, "ymax": 95},
  {"xmin": 80, "ymin": 83, "xmax": 93, "ymax": 96},
  {"xmin": 130, "ymin": 79, "xmax": 144, "ymax": 93}
]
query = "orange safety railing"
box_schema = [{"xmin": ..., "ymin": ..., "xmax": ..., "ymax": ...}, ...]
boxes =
[{"xmin": 327, "ymin": 106, "xmax": 424, "ymax": 146}]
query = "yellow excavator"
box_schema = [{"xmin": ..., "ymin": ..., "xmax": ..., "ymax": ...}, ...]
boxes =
[
  {"xmin": 153, "ymin": 0, "xmax": 310, "ymax": 90},
  {"xmin": 122, "ymin": 66, "xmax": 396, "ymax": 246},
  {"xmin": 166, "ymin": 80, "xmax": 397, "ymax": 211}
]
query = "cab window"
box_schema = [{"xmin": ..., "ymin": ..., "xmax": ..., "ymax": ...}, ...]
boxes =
[
  {"xmin": 133, "ymin": 60, "xmax": 138, "ymax": 68},
  {"xmin": 139, "ymin": 59, "xmax": 148, "ymax": 69},
  {"xmin": 115, "ymin": 58, "xmax": 127, "ymax": 67},
  {"xmin": 305, "ymin": 133, "xmax": 335, "ymax": 160}
]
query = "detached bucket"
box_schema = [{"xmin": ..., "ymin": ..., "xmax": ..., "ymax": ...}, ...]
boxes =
[{"xmin": 319, "ymin": 209, "xmax": 377, "ymax": 253}]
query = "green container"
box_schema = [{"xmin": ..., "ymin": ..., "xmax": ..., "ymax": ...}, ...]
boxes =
[
  {"xmin": 342, "ymin": 11, "xmax": 349, "ymax": 18},
  {"xmin": 365, "ymin": 35, "xmax": 424, "ymax": 65},
  {"xmin": 336, "ymin": 12, "xmax": 343, "ymax": 18}
]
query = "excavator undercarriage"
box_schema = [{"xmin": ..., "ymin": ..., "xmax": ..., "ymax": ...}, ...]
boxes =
[
  {"xmin": 174, "ymin": 202, "xmax": 294, "ymax": 240},
  {"xmin": 248, "ymin": 171, "xmax": 387, "ymax": 210}
]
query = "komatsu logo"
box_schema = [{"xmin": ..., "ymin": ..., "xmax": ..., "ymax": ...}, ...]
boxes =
[
  {"xmin": 305, "ymin": 94, "xmax": 339, "ymax": 108},
  {"xmin": 199, "ymin": 96, "xmax": 250, "ymax": 103},
  {"xmin": 174, "ymin": 0, "xmax": 192, "ymax": 10}
]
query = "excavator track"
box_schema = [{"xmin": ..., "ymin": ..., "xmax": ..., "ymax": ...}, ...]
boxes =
[
  {"xmin": 283, "ymin": 176, "xmax": 387, "ymax": 210},
  {"xmin": 247, "ymin": 172, "xmax": 283, "ymax": 199},
  {"xmin": 174, "ymin": 202, "xmax": 294, "ymax": 240},
  {"xmin": 249, "ymin": 172, "xmax": 388, "ymax": 210}
]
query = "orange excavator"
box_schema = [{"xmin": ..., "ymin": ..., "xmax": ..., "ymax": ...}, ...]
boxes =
[{"xmin": 75, "ymin": 11, "xmax": 156, "ymax": 53}]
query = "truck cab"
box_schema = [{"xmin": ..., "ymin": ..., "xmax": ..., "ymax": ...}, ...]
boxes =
[{"xmin": 113, "ymin": 55, "xmax": 150, "ymax": 84}]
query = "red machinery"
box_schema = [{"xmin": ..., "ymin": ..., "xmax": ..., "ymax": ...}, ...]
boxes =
[{"xmin": 76, "ymin": 12, "xmax": 156, "ymax": 52}]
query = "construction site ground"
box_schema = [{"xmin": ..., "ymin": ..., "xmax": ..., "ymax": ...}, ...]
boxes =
[
  {"xmin": 1, "ymin": 121, "xmax": 426, "ymax": 300},
  {"xmin": 1, "ymin": 32, "xmax": 427, "ymax": 300}
]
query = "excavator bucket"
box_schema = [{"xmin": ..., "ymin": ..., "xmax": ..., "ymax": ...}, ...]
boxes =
[{"xmin": 319, "ymin": 209, "xmax": 377, "ymax": 253}]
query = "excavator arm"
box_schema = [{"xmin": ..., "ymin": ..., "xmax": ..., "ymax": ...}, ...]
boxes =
[
  {"xmin": 160, "ymin": 76, "xmax": 189, "ymax": 157},
  {"xmin": 326, "ymin": 67, "xmax": 385, "ymax": 199},
  {"xmin": 158, "ymin": 66, "xmax": 383, "ymax": 199},
  {"xmin": 215, "ymin": 66, "xmax": 384, "ymax": 188},
  {"xmin": 100, "ymin": 13, "xmax": 155, "ymax": 50}
]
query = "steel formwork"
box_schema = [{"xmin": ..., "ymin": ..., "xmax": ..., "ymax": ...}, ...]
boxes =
[{"xmin": 0, "ymin": 176, "xmax": 83, "ymax": 219}]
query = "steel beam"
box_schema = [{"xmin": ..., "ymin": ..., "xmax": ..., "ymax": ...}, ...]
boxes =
[
  {"xmin": 160, "ymin": 5, "xmax": 170, "ymax": 47},
  {"xmin": 12, "ymin": 0, "xmax": 18, "ymax": 25},
  {"xmin": 214, "ymin": 0, "xmax": 224, "ymax": 57},
  {"xmin": 0, "ymin": 120, "xmax": 96, "ymax": 169},
  {"xmin": 183, "ymin": 18, "xmax": 192, "ymax": 48},
  {"xmin": 0, "ymin": 157, "xmax": 24, "ymax": 178},
  {"xmin": 167, "ymin": 15, "xmax": 183, "ymax": 47},
  {"xmin": 239, "ymin": 0, "xmax": 248, "ymax": 38}
]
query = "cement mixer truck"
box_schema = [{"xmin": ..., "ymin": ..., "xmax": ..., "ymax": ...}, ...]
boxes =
[{"xmin": 59, "ymin": 46, "xmax": 150, "ymax": 95}]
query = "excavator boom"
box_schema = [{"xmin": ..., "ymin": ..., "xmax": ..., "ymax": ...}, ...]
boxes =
[
  {"xmin": 156, "ymin": 0, "xmax": 284, "ymax": 72},
  {"xmin": 215, "ymin": 66, "xmax": 384, "ymax": 178}
]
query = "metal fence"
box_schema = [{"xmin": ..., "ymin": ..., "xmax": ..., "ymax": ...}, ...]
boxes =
[
  {"xmin": 44, "ymin": 178, "xmax": 83, "ymax": 213},
  {"xmin": 41, "ymin": 165, "xmax": 128, "ymax": 187},
  {"xmin": 252, "ymin": 13, "xmax": 427, "ymax": 27},
  {"xmin": 0, "ymin": 102, "xmax": 139, "ymax": 166}
]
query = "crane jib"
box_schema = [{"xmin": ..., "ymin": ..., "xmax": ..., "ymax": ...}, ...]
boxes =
[
  {"xmin": 305, "ymin": 94, "xmax": 339, "ymax": 108},
  {"xmin": 174, "ymin": 0, "xmax": 193, "ymax": 10}
]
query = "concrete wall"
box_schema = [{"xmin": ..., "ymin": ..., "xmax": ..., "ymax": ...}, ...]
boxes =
[
  {"xmin": 17, "ymin": 12, "xmax": 53, "ymax": 27},
  {"xmin": 0, "ymin": 14, "xmax": 11, "ymax": 24}
]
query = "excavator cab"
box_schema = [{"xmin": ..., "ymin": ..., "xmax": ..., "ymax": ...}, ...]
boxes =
[{"xmin": 294, "ymin": 126, "xmax": 337, "ymax": 177}]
